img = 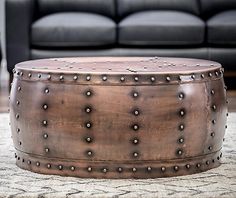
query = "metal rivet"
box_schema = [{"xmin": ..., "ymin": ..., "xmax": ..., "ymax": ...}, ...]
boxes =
[
  {"xmin": 47, "ymin": 75, "xmax": 51, "ymax": 80},
  {"xmin": 102, "ymin": 75, "xmax": 107, "ymax": 81},
  {"xmin": 120, "ymin": 76, "xmax": 125, "ymax": 82},
  {"xmin": 215, "ymin": 71, "xmax": 219, "ymax": 76},
  {"xmin": 208, "ymin": 146, "xmax": 213, "ymax": 151},
  {"xmin": 86, "ymin": 137, "xmax": 92, "ymax": 143},
  {"xmin": 179, "ymin": 93, "xmax": 185, "ymax": 99},
  {"xmin": 212, "ymin": 105, "xmax": 216, "ymax": 111},
  {"xmin": 179, "ymin": 109, "xmax": 185, "ymax": 117},
  {"xmin": 15, "ymin": 114, "xmax": 19, "ymax": 119},
  {"xmin": 226, "ymin": 112, "xmax": 229, "ymax": 117},
  {"xmin": 45, "ymin": 88, "xmax": 49, "ymax": 94},
  {"xmin": 133, "ymin": 124, "xmax": 139, "ymax": 131},
  {"xmin": 211, "ymin": 132, "xmax": 215, "ymax": 137},
  {"xmin": 85, "ymin": 107, "xmax": 91, "ymax": 113},
  {"xmin": 191, "ymin": 75, "xmax": 195, "ymax": 79},
  {"xmin": 59, "ymin": 75, "xmax": 64, "ymax": 80},
  {"xmin": 36, "ymin": 162, "xmax": 40, "ymax": 166},
  {"xmin": 133, "ymin": 109, "xmax": 139, "ymax": 116},
  {"xmin": 16, "ymin": 101, "xmax": 20, "ymax": 105},
  {"xmin": 58, "ymin": 165, "xmax": 63, "ymax": 170},
  {"xmin": 17, "ymin": 128, "xmax": 20, "ymax": 133},
  {"xmin": 177, "ymin": 149, "xmax": 183, "ymax": 156},
  {"xmin": 28, "ymin": 73, "xmax": 32, "ymax": 78},
  {"xmin": 43, "ymin": 133, "xmax": 48, "ymax": 139},
  {"xmin": 178, "ymin": 138, "xmax": 184, "ymax": 143},
  {"xmin": 134, "ymin": 76, "xmax": 139, "ymax": 82},
  {"xmin": 87, "ymin": 151, "xmax": 93, "ymax": 156},
  {"xmin": 38, "ymin": 74, "xmax": 41, "ymax": 78},
  {"xmin": 133, "ymin": 92, "xmax": 138, "ymax": 98},
  {"xmin": 212, "ymin": 120, "xmax": 216, "ymax": 124},
  {"xmin": 71, "ymin": 166, "xmax": 75, "ymax": 171},
  {"xmin": 166, "ymin": 76, "xmax": 171, "ymax": 82},
  {"xmin": 196, "ymin": 163, "xmax": 201, "ymax": 168},
  {"xmin": 208, "ymin": 73, "xmax": 212, "ymax": 77},
  {"xmin": 132, "ymin": 167, "xmax": 137, "ymax": 172},
  {"xmin": 27, "ymin": 160, "xmax": 31, "ymax": 165},
  {"xmin": 147, "ymin": 167, "xmax": 152, "ymax": 172},
  {"xmin": 179, "ymin": 124, "xmax": 185, "ymax": 131},
  {"xmin": 47, "ymin": 164, "xmax": 51, "ymax": 169},
  {"xmin": 73, "ymin": 75, "xmax": 78, "ymax": 80},
  {"xmin": 45, "ymin": 148, "xmax": 49, "ymax": 153},
  {"xmin": 117, "ymin": 167, "xmax": 123, "ymax": 172},
  {"xmin": 206, "ymin": 160, "xmax": 210, "ymax": 165},
  {"xmin": 161, "ymin": 167, "xmax": 166, "ymax": 172},
  {"xmin": 17, "ymin": 86, "xmax": 21, "ymax": 91},
  {"xmin": 86, "ymin": 122, "xmax": 92, "ymax": 128},
  {"xmin": 86, "ymin": 75, "xmax": 91, "ymax": 81},
  {"xmin": 174, "ymin": 166, "xmax": 179, "ymax": 171},
  {"xmin": 43, "ymin": 104, "xmax": 48, "ymax": 110},
  {"xmin": 211, "ymin": 90, "xmax": 215, "ymax": 95},
  {"xmin": 133, "ymin": 138, "xmax": 139, "ymax": 144},
  {"xmin": 87, "ymin": 167, "xmax": 92, "ymax": 172},
  {"xmin": 201, "ymin": 74, "xmax": 205, "ymax": 78},
  {"xmin": 86, "ymin": 91, "xmax": 92, "ymax": 97},
  {"xmin": 42, "ymin": 120, "xmax": 47, "ymax": 126},
  {"xmin": 133, "ymin": 152, "xmax": 139, "ymax": 158},
  {"xmin": 185, "ymin": 164, "xmax": 190, "ymax": 169},
  {"xmin": 150, "ymin": 76, "xmax": 155, "ymax": 82},
  {"xmin": 102, "ymin": 168, "xmax": 108, "ymax": 173}
]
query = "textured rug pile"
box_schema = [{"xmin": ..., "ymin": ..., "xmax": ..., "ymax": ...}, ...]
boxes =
[{"xmin": 0, "ymin": 113, "xmax": 235, "ymax": 198}]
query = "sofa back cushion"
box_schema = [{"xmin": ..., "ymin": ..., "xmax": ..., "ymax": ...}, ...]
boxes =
[
  {"xmin": 117, "ymin": 0, "xmax": 200, "ymax": 18},
  {"xmin": 37, "ymin": 0, "xmax": 116, "ymax": 18},
  {"xmin": 200, "ymin": 0, "xmax": 236, "ymax": 18}
]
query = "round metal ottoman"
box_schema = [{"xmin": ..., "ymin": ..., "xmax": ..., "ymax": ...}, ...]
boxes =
[{"xmin": 10, "ymin": 57, "xmax": 227, "ymax": 178}]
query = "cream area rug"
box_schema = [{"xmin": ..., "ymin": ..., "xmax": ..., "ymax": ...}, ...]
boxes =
[{"xmin": 0, "ymin": 113, "xmax": 235, "ymax": 198}]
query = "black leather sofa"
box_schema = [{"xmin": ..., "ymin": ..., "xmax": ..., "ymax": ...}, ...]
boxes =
[{"xmin": 5, "ymin": 0, "xmax": 236, "ymax": 87}]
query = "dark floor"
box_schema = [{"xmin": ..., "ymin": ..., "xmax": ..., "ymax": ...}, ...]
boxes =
[{"xmin": 0, "ymin": 66, "xmax": 236, "ymax": 113}]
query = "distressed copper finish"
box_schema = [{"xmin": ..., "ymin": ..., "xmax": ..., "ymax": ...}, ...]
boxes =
[{"xmin": 10, "ymin": 57, "xmax": 227, "ymax": 179}]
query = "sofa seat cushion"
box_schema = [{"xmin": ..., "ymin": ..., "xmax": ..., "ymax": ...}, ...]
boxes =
[
  {"xmin": 31, "ymin": 13, "xmax": 116, "ymax": 47},
  {"xmin": 207, "ymin": 10, "xmax": 236, "ymax": 45},
  {"xmin": 118, "ymin": 11, "xmax": 205, "ymax": 46}
]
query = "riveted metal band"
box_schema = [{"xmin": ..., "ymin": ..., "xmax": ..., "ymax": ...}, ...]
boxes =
[
  {"xmin": 15, "ymin": 150, "xmax": 223, "ymax": 179},
  {"xmin": 13, "ymin": 68, "xmax": 224, "ymax": 86}
]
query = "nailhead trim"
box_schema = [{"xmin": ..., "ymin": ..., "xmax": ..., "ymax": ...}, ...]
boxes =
[{"xmin": 14, "ymin": 68, "xmax": 224, "ymax": 85}]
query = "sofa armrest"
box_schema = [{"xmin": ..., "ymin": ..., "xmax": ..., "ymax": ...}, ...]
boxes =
[{"xmin": 6, "ymin": 0, "xmax": 35, "ymax": 73}]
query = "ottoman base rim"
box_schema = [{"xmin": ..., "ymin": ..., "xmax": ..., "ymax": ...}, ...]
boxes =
[{"xmin": 14, "ymin": 150, "xmax": 222, "ymax": 179}]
